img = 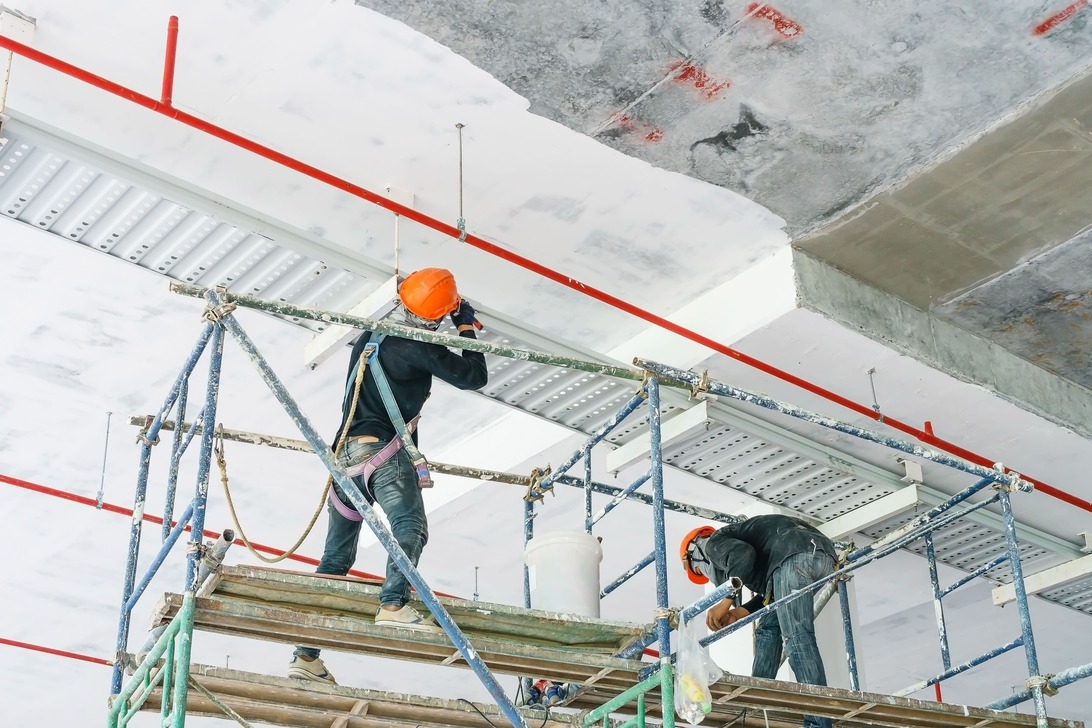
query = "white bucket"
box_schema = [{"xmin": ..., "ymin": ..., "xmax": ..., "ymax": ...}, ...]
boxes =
[{"xmin": 524, "ymin": 531, "xmax": 603, "ymax": 617}]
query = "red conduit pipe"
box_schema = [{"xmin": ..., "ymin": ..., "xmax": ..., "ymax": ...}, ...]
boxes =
[
  {"xmin": 160, "ymin": 15, "xmax": 178, "ymax": 106},
  {"xmin": 4, "ymin": 471, "xmax": 655, "ymax": 655},
  {"xmin": 0, "ymin": 32, "xmax": 1088, "ymax": 515},
  {"xmin": 0, "ymin": 472, "xmax": 386, "ymax": 583},
  {"xmin": 0, "ymin": 636, "xmax": 113, "ymax": 666}
]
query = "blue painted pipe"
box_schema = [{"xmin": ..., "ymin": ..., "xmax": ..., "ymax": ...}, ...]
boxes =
[
  {"xmin": 925, "ymin": 534, "xmax": 952, "ymax": 672},
  {"xmin": 987, "ymin": 660, "xmax": 1092, "ymax": 711},
  {"xmin": 647, "ymin": 378, "xmax": 672, "ymax": 660},
  {"xmin": 998, "ymin": 488, "xmax": 1048, "ymax": 723},
  {"xmin": 896, "ymin": 637, "xmax": 1023, "ymax": 697},
  {"xmin": 602, "ymin": 551, "xmax": 656, "ymax": 598},
  {"xmin": 110, "ymin": 323, "xmax": 214, "ymax": 696},
  {"xmin": 590, "ymin": 473, "xmax": 651, "ymax": 527},
  {"xmin": 162, "ymin": 379, "xmax": 188, "ymax": 541},
  {"xmin": 837, "ymin": 578, "xmax": 859, "ymax": 691},
  {"xmin": 537, "ymin": 391, "xmax": 646, "ymax": 491},
  {"xmin": 633, "ymin": 359, "xmax": 1029, "ymax": 490},
  {"xmin": 183, "ymin": 324, "xmax": 224, "ymax": 592},
  {"xmin": 125, "ymin": 503, "xmax": 195, "ymax": 613}
]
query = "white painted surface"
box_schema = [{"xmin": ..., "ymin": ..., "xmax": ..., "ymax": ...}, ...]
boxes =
[{"xmin": 0, "ymin": 1, "xmax": 1089, "ymax": 726}]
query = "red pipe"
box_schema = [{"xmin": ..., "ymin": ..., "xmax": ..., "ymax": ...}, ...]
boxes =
[
  {"xmin": 0, "ymin": 31, "xmax": 1088, "ymax": 515},
  {"xmin": 160, "ymin": 15, "xmax": 178, "ymax": 106},
  {"xmin": 934, "ymin": 682, "xmax": 942, "ymax": 702},
  {"xmin": 0, "ymin": 636, "xmax": 113, "ymax": 666},
  {"xmin": 0, "ymin": 472, "xmax": 385, "ymax": 582}
]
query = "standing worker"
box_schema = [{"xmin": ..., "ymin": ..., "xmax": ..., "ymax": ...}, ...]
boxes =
[
  {"xmin": 680, "ymin": 514, "xmax": 838, "ymax": 728},
  {"xmin": 289, "ymin": 268, "xmax": 488, "ymax": 685}
]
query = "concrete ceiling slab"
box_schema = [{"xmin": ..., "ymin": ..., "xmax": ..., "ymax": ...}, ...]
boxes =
[
  {"xmin": 354, "ymin": 0, "xmax": 1092, "ymax": 233},
  {"xmin": 795, "ymin": 69, "xmax": 1092, "ymax": 436},
  {"xmin": 348, "ymin": 0, "xmax": 1092, "ymax": 436}
]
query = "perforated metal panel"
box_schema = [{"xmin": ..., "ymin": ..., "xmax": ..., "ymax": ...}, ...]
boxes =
[
  {"xmin": 5, "ymin": 111, "xmax": 1089, "ymax": 620},
  {"xmin": 0, "ymin": 118, "xmax": 379, "ymax": 333}
]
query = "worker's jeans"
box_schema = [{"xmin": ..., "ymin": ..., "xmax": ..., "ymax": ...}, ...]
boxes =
[
  {"xmin": 751, "ymin": 549, "xmax": 835, "ymax": 728},
  {"xmin": 294, "ymin": 440, "xmax": 429, "ymax": 661}
]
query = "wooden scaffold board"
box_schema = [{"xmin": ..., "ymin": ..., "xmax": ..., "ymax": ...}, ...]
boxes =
[
  {"xmin": 139, "ymin": 663, "xmax": 579, "ymax": 728},
  {"xmin": 150, "ymin": 565, "xmax": 1083, "ymax": 728}
]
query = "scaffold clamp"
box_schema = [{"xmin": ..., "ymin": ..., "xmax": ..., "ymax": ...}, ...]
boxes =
[
  {"xmin": 524, "ymin": 466, "xmax": 553, "ymax": 503},
  {"xmin": 1027, "ymin": 674, "xmax": 1058, "ymax": 696}
]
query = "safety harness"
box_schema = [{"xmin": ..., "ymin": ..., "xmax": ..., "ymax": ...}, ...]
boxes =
[{"xmin": 328, "ymin": 333, "xmax": 434, "ymax": 522}]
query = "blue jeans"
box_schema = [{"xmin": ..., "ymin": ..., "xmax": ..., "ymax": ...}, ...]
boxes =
[
  {"xmin": 295, "ymin": 440, "xmax": 428, "ymax": 660},
  {"xmin": 751, "ymin": 550, "xmax": 835, "ymax": 728}
]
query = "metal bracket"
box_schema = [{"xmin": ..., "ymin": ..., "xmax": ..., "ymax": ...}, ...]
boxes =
[
  {"xmin": 896, "ymin": 457, "xmax": 923, "ymax": 485},
  {"xmin": 1079, "ymin": 531, "xmax": 1092, "ymax": 554}
]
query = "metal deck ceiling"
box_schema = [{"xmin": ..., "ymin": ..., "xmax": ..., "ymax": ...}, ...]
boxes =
[{"xmin": 3, "ymin": 110, "xmax": 1089, "ymax": 620}]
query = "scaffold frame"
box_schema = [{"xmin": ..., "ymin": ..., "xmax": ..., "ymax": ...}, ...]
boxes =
[{"xmin": 106, "ymin": 287, "xmax": 1091, "ymax": 728}]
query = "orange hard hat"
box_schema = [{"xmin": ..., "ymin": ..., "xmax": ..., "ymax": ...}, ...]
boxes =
[
  {"xmin": 680, "ymin": 525, "xmax": 716, "ymax": 584},
  {"xmin": 399, "ymin": 268, "xmax": 461, "ymax": 320}
]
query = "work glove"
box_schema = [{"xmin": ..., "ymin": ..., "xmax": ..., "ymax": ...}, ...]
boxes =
[{"xmin": 450, "ymin": 299, "xmax": 478, "ymax": 329}]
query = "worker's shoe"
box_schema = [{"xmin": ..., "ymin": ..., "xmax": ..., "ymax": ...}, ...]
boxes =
[
  {"xmin": 287, "ymin": 655, "xmax": 336, "ymax": 684},
  {"xmin": 374, "ymin": 604, "xmax": 441, "ymax": 633}
]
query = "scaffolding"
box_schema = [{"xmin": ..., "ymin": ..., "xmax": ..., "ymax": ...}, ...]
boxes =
[{"xmin": 105, "ymin": 287, "xmax": 1091, "ymax": 728}]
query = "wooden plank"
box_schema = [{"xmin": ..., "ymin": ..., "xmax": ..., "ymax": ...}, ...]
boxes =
[
  {"xmin": 212, "ymin": 565, "xmax": 644, "ymax": 648},
  {"xmin": 569, "ymin": 672, "xmax": 1085, "ymax": 728},
  {"xmin": 147, "ymin": 567, "xmax": 1084, "ymax": 728},
  {"xmin": 140, "ymin": 664, "xmax": 577, "ymax": 728},
  {"xmin": 156, "ymin": 594, "xmax": 646, "ymax": 689}
]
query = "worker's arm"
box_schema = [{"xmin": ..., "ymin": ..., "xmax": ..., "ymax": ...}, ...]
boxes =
[
  {"xmin": 420, "ymin": 300, "xmax": 488, "ymax": 390},
  {"xmin": 706, "ymin": 599, "xmax": 750, "ymax": 631},
  {"xmin": 703, "ymin": 534, "xmax": 760, "ymax": 631}
]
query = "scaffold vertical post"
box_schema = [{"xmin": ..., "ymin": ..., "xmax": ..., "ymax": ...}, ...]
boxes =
[
  {"xmin": 999, "ymin": 486, "xmax": 1048, "ymax": 726},
  {"xmin": 110, "ymin": 323, "xmax": 214, "ymax": 696},
  {"xmin": 838, "ymin": 577, "xmax": 860, "ymax": 691},
  {"xmin": 184, "ymin": 325, "xmax": 224, "ymax": 591},
  {"xmin": 647, "ymin": 377, "xmax": 671, "ymax": 658},
  {"xmin": 523, "ymin": 497, "xmax": 534, "ymax": 608},
  {"xmin": 584, "ymin": 443, "xmax": 594, "ymax": 534},
  {"xmin": 925, "ymin": 533, "xmax": 952, "ymax": 674}
]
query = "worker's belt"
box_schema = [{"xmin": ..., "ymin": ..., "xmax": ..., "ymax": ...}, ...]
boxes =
[
  {"xmin": 348, "ymin": 435, "xmax": 380, "ymax": 444},
  {"xmin": 328, "ymin": 416, "xmax": 424, "ymax": 522}
]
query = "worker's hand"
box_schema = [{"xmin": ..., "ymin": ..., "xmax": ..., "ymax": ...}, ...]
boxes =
[
  {"xmin": 450, "ymin": 299, "xmax": 478, "ymax": 330},
  {"xmin": 706, "ymin": 600, "xmax": 750, "ymax": 632}
]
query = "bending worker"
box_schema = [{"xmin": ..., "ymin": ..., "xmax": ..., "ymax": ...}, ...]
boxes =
[
  {"xmin": 680, "ymin": 514, "xmax": 838, "ymax": 728},
  {"xmin": 289, "ymin": 267, "xmax": 488, "ymax": 685}
]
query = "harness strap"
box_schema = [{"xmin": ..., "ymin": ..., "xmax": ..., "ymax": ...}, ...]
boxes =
[
  {"xmin": 364, "ymin": 335, "xmax": 434, "ymax": 489},
  {"xmin": 329, "ymin": 416, "xmax": 420, "ymax": 522}
]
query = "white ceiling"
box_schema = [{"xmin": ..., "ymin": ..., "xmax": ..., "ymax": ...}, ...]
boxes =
[{"xmin": 1, "ymin": 1, "xmax": 1090, "ymax": 726}]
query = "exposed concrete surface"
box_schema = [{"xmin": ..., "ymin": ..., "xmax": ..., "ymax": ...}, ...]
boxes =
[
  {"xmin": 794, "ymin": 69, "xmax": 1092, "ymax": 435},
  {"xmin": 939, "ymin": 230, "xmax": 1092, "ymax": 392},
  {"xmin": 793, "ymin": 249, "xmax": 1092, "ymax": 440},
  {"xmin": 354, "ymin": 0, "xmax": 1092, "ymax": 234},
  {"xmin": 796, "ymin": 69, "xmax": 1092, "ymax": 310},
  {"xmin": 351, "ymin": 0, "xmax": 1092, "ymax": 435}
]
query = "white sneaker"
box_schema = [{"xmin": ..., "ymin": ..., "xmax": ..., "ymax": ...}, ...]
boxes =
[
  {"xmin": 374, "ymin": 604, "xmax": 441, "ymax": 633},
  {"xmin": 287, "ymin": 655, "xmax": 336, "ymax": 684}
]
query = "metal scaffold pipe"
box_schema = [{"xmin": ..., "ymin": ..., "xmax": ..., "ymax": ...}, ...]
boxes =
[
  {"xmin": 169, "ymin": 282, "xmax": 644, "ymax": 382},
  {"xmin": 131, "ymin": 416, "xmax": 745, "ymax": 525}
]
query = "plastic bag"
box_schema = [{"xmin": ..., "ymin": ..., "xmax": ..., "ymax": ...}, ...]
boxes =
[{"xmin": 674, "ymin": 617, "xmax": 723, "ymax": 725}]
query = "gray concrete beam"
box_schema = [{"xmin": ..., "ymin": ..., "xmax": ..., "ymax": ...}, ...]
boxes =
[{"xmin": 793, "ymin": 249, "xmax": 1092, "ymax": 440}]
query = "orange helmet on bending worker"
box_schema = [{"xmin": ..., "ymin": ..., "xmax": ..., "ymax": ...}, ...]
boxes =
[
  {"xmin": 679, "ymin": 525, "xmax": 716, "ymax": 584},
  {"xmin": 399, "ymin": 268, "xmax": 461, "ymax": 321}
]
